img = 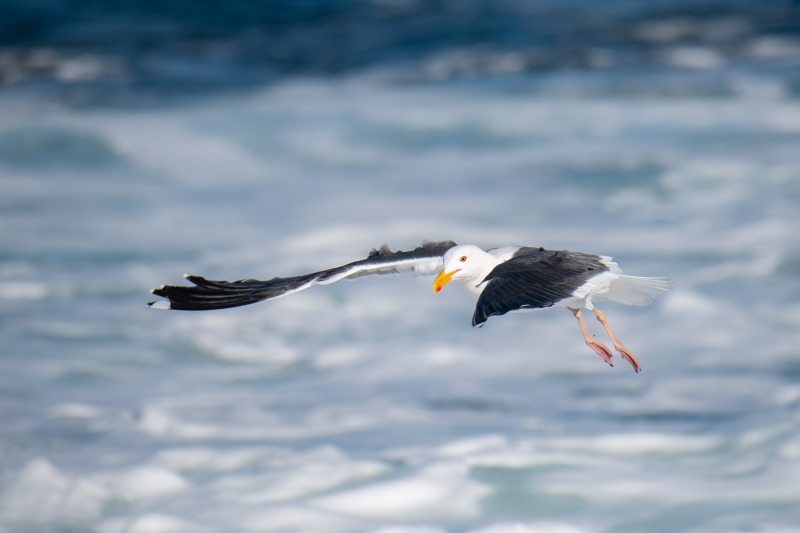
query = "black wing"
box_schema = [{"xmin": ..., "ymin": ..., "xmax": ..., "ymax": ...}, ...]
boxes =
[
  {"xmin": 148, "ymin": 240, "xmax": 457, "ymax": 311},
  {"xmin": 472, "ymin": 247, "xmax": 608, "ymax": 326}
]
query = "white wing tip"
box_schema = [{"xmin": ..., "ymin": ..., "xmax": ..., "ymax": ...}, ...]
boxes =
[{"xmin": 148, "ymin": 300, "xmax": 171, "ymax": 310}]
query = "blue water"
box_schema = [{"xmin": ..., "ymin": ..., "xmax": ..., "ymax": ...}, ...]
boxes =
[{"xmin": 2, "ymin": 3, "xmax": 800, "ymax": 533}]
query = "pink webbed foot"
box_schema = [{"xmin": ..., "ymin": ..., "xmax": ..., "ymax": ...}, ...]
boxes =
[
  {"xmin": 585, "ymin": 336, "xmax": 614, "ymax": 367},
  {"xmin": 591, "ymin": 308, "xmax": 643, "ymax": 373},
  {"xmin": 614, "ymin": 343, "xmax": 642, "ymax": 373}
]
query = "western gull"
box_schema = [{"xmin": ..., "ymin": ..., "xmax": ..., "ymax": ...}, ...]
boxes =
[{"xmin": 149, "ymin": 240, "xmax": 672, "ymax": 372}]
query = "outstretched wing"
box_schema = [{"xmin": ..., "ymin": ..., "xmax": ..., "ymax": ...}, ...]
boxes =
[
  {"xmin": 148, "ymin": 240, "xmax": 457, "ymax": 311},
  {"xmin": 472, "ymin": 247, "xmax": 608, "ymax": 326}
]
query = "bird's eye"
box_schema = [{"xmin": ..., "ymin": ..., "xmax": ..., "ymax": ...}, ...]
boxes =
[{"xmin": 459, "ymin": 256, "xmax": 467, "ymax": 262}]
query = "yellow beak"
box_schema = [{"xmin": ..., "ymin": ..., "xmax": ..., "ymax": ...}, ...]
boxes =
[{"xmin": 433, "ymin": 269, "xmax": 458, "ymax": 293}]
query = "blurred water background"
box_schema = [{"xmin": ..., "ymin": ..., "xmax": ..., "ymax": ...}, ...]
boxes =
[{"xmin": 2, "ymin": 1, "xmax": 800, "ymax": 532}]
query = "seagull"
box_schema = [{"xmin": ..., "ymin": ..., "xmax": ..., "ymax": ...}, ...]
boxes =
[{"xmin": 149, "ymin": 240, "xmax": 672, "ymax": 372}]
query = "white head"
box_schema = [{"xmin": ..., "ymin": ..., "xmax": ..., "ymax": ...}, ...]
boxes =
[{"xmin": 433, "ymin": 244, "xmax": 500, "ymax": 294}]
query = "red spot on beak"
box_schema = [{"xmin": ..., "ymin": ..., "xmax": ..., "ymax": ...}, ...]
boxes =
[{"xmin": 433, "ymin": 269, "xmax": 458, "ymax": 293}]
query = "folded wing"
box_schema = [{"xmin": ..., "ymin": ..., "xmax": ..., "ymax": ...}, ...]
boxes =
[{"xmin": 472, "ymin": 248, "xmax": 608, "ymax": 326}]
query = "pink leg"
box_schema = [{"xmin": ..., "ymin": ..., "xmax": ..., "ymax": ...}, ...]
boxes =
[
  {"xmin": 592, "ymin": 308, "xmax": 642, "ymax": 373},
  {"xmin": 568, "ymin": 307, "xmax": 613, "ymax": 367}
]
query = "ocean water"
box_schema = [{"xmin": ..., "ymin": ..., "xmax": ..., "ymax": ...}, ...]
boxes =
[{"xmin": 2, "ymin": 3, "xmax": 800, "ymax": 533}]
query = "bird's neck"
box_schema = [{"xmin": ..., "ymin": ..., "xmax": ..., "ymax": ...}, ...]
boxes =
[{"xmin": 457, "ymin": 251, "xmax": 504, "ymax": 300}]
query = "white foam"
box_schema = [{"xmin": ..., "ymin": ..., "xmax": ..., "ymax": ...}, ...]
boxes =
[
  {"xmin": 55, "ymin": 55, "xmax": 120, "ymax": 83},
  {"xmin": 312, "ymin": 463, "xmax": 491, "ymax": 520},
  {"xmin": 49, "ymin": 402, "xmax": 104, "ymax": 419},
  {"xmin": 732, "ymin": 76, "xmax": 788, "ymax": 100},
  {"xmin": 136, "ymin": 397, "xmax": 423, "ymax": 441},
  {"xmin": 101, "ymin": 466, "xmax": 188, "ymax": 500},
  {"xmin": 553, "ymin": 433, "xmax": 721, "ymax": 456},
  {"xmin": 747, "ymin": 36, "xmax": 800, "ymax": 60},
  {"xmin": 314, "ymin": 346, "xmax": 368, "ymax": 368},
  {"xmin": 194, "ymin": 332, "xmax": 299, "ymax": 364},
  {"xmin": 232, "ymin": 461, "xmax": 387, "ymax": 504},
  {"xmin": 435, "ymin": 435, "xmax": 508, "ymax": 458},
  {"xmin": 100, "ymin": 113, "xmax": 268, "ymax": 185},
  {"xmin": 422, "ymin": 345, "xmax": 468, "ymax": 367},
  {"xmin": 237, "ymin": 505, "xmax": 356, "ymax": 533},
  {"xmin": 208, "ymin": 447, "xmax": 388, "ymax": 504},
  {"xmin": 171, "ymin": 314, "xmax": 301, "ymax": 364},
  {"xmin": 0, "ymin": 458, "xmax": 107, "ymax": 525},
  {"xmin": 661, "ymin": 46, "xmax": 725, "ymax": 69},
  {"xmin": 100, "ymin": 514, "xmax": 207, "ymax": 533},
  {"xmin": 137, "ymin": 405, "xmax": 224, "ymax": 440},
  {"xmin": 467, "ymin": 523, "xmax": 589, "ymax": 533},
  {"xmin": 661, "ymin": 289, "xmax": 717, "ymax": 316},
  {"xmin": 0, "ymin": 281, "xmax": 49, "ymax": 300},
  {"xmin": 780, "ymin": 436, "xmax": 800, "ymax": 460},
  {"xmin": 369, "ymin": 527, "xmax": 448, "ymax": 533},
  {"xmin": 152, "ymin": 446, "xmax": 273, "ymax": 472}
]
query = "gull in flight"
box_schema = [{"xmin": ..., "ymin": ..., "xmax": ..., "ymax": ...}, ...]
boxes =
[{"xmin": 149, "ymin": 241, "xmax": 672, "ymax": 372}]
